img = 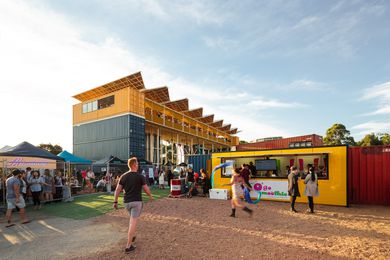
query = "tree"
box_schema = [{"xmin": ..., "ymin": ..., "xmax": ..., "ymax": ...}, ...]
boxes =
[
  {"xmin": 239, "ymin": 140, "xmax": 248, "ymax": 144},
  {"xmin": 357, "ymin": 133, "xmax": 382, "ymax": 146},
  {"xmin": 38, "ymin": 143, "xmax": 63, "ymax": 155},
  {"xmin": 324, "ymin": 123, "xmax": 355, "ymax": 146},
  {"xmin": 379, "ymin": 133, "xmax": 390, "ymax": 145}
]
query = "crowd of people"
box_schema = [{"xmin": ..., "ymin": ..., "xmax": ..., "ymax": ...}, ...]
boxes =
[
  {"xmin": 229, "ymin": 162, "xmax": 320, "ymax": 217},
  {"xmin": 138, "ymin": 165, "xmax": 210, "ymax": 198}
]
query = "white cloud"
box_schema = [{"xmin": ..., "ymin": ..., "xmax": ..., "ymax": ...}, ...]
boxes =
[
  {"xmin": 0, "ymin": 0, "xmax": 294, "ymax": 151},
  {"xmin": 248, "ymin": 98, "xmax": 305, "ymax": 109},
  {"xmin": 137, "ymin": 0, "xmax": 228, "ymax": 26},
  {"xmin": 0, "ymin": 1, "xmax": 168, "ymax": 150},
  {"xmin": 361, "ymin": 82, "xmax": 390, "ymax": 101},
  {"xmin": 360, "ymin": 82, "xmax": 390, "ymax": 115},
  {"xmin": 287, "ymin": 80, "xmax": 327, "ymax": 91},
  {"xmin": 202, "ymin": 36, "xmax": 239, "ymax": 51},
  {"xmin": 351, "ymin": 121, "xmax": 390, "ymax": 137}
]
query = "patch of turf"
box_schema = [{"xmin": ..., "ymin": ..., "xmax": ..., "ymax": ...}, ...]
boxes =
[{"xmin": 38, "ymin": 188, "xmax": 170, "ymax": 220}]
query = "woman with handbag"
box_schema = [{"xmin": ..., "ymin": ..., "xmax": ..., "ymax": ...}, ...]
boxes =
[{"xmin": 304, "ymin": 166, "xmax": 319, "ymax": 213}]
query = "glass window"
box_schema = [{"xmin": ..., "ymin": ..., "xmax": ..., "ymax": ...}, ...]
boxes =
[
  {"xmin": 98, "ymin": 95, "xmax": 114, "ymax": 109},
  {"xmin": 294, "ymin": 143, "xmax": 300, "ymax": 147},
  {"xmin": 82, "ymin": 104, "xmax": 87, "ymax": 113},
  {"xmin": 87, "ymin": 102, "xmax": 92, "ymax": 112},
  {"xmin": 92, "ymin": 101, "xmax": 98, "ymax": 111},
  {"xmin": 306, "ymin": 142, "xmax": 312, "ymax": 147},
  {"xmin": 220, "ymin": 159, "xmax": 234, "ymax": 178}
]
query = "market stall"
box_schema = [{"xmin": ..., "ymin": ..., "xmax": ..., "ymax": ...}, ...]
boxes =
[
  {"xmin": 211, "ymin": 145, "xmax": 347, "ymax": 206},
  {"xmin": 0, "ymin": 141, "xmax": 65, "ymax": 205}
]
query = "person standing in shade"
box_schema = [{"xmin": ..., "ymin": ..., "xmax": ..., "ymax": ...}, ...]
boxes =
[
  {"xmin": 29, "ymin": 170, "xmax": 43, "ymax": 210},
  {"xmin": 248, "ymin": 161, "xmax": 257, "ymax": 177},
  {"xmin": 240, "ymin": 164, "xmax": 252, "ymax": 188},
  {"xmin": 158, "ymin": 169, "xmax": 165, "ymax": 189},
  {"xmin": 113, "ymin": 157, "xmax": 153, "ymax": 254},
  {"xmin": 43, "ymin": 169, "xmax": 54, "ymax": 203},
  {"xmin": 167, "ymin": 169, "xmax": 174, "ymax": 188},
  {"xmin": 288, "ymin": 166, "xmax": 300, "ymax": 213},
  {"xmin": 5, "ymin": 169, "xmax": 30, "ymax": 227},
  {"xmin": 186, "ymin": 167, "xmax": 195, "ymax": 198},
  {"xmin": 200, "ymin": 168, "xmax": 209, "ymax": 196},
  {"xmin": 304, "ymin": 166, "xmax": 319, "ymax": 213}
]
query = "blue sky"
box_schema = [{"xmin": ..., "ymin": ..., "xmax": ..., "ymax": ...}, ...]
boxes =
[{"xmin": 0, "ymin": 0, "xmax": 389, "ymax": 151}]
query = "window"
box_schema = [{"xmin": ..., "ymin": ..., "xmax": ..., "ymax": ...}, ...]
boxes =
[
  {"xmin": 81, "ymin": 95, "xmax": 115, "ymax": 114},
  {"xmin": 220, "ymin": 159, "xmax": 234, "ymax": 178},
  {"xmin": 289, "ymin": 141, "xmax": 313, "ymax": 148},
  {"xmin": 219, "ymin": 154, "xmax": 329, "ymax": 179},
  {"xmin": 98, "ymin": 95, "xmax": 114, "ymax": 109}
]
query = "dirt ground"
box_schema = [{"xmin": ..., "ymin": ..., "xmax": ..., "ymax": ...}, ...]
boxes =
[{"xmin": 1, "ymin": 197, "xmax": 390, "ymax": 259}]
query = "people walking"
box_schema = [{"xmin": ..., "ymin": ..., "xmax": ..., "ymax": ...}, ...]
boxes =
[
  {"xmin": 288, "ymin": 166, "xmax": 301, "ymax": 212},
  {"xmin": 113, "ymin": 157, "xmax": 153, "ymax": 253},
  {"xmin": 225, "ymin": 168, "xmax": 253, "ymax": 218},
  {"xmin": 5, "ymin": 169, "xmax": 30, "ymax": 227},
  {"xmin": 304, "ymin": 166, "xmax": 319, "ymax": 213}
]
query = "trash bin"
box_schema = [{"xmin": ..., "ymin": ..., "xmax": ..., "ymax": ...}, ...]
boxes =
[{"xmin": 170, "ymin": 179, "xmax": 181, "ymax": 196}]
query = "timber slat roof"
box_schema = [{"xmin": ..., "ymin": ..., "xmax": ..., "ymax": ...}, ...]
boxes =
[
  {"xmin": 197, "ymin": 114, "xmax": 214, "ymax": 124},
  {"xmin": 73, "ymin": 72, "xmax": 238, "ymax": 134},
  {"xmin": 73, "ymin": 72, "xmax": 144, "ymax": 102},
  {"xmin": 219, "ymin": 124, "xmax": 231, "ymax": 131},
  {"xmin": 163, "ymin": 99, "xmax": 189, "ymax": 112},
  {"xmin": 183, "ymin": 108, "xmax": 203, "ymax": 118},
  {"xmin": 209, "ymin": 120, "xmax": 223, "ymax": 128},
  {"xmin": 142, "ymin": 86, "xmax": 170, "ymax": 103},
  {"xmin": 228, "ymin": 128, "xmax": 238, "ymax": 134}
]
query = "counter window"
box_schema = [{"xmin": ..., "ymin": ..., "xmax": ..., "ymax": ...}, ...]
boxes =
[{"xmin": 219, "ymin": 154, "xmax": 329, "ymax": 180}]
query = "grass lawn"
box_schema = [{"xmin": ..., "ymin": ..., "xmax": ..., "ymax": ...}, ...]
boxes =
[{"xmin": 38, "ymin": 188, "xmax": 170, "ymax": 220}]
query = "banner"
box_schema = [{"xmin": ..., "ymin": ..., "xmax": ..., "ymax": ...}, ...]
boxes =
[
  {"xmin": 0, "ymin": 156, "xmax": 57, "ymax": 169},
  {"xmin": 248, "ymin": 179, "xmax": 289, "ymax": 201}
]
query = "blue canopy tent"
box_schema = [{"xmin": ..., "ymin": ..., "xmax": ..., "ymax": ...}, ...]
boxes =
[{"xmin": 57, "ymin": 150, "xmax": 92, "ymax": 164}]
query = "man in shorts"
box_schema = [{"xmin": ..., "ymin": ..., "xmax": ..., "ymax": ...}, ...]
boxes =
[
  {"xmin": 5, "ymin": 169, "xmax": 30, "ymax": 227},
  {"xmin": 113, "ymin": 157, "xmax": 153, "ymax": 253}
]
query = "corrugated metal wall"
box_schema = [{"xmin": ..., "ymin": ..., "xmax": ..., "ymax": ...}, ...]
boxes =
[
  {"xmin": 188, "ymin": 154, "xmax": 211, "ymax": 174},
  {"xmin": 73, "ymin": 114, "xmax": 145, "ymax": 161},
  {"xmin": 237, "ymin": 134, "xmax": 323, "ymax": 150},
  {"xmin": 348, "ymin": 146, "xmax": 390, "ymax": 205}
]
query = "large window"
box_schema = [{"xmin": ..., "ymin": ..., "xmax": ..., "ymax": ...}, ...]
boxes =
[
  {"xmin": 220, "ymin": 154, "xmax": 329, "ymax": 179},
  {"xmin": 82, "ymin": 95, "xmax": 115, "ymax": 114},
  {"xmin": 98, "ymin": 95, "xmax": 114, "ymax": 109}
]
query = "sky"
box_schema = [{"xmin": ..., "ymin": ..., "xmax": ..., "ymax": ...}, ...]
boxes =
[{"xmin": 0, "ymin": 0, "xmax": 389, "ymax": 152}]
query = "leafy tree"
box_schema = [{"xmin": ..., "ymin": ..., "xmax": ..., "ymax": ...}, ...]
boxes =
[
  {"xmin": 324, "ymin": 123, "xmax": 355, "ymax": 146},
  {"xmin": 357, "ymin": 133, "xmax": 382, "ymax": 146},
  {"xmin": 239, "ymin": 140, "xmax": 248, "ymax": 144},
  {"xmin": 379, "ymin": 133, "xmax": 390, "ymax": 145},
  {"xmin": 38, "ymin": 143, "xmax": 63, "ymax": 155}
]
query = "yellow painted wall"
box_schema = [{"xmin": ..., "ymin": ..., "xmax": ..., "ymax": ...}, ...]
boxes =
[
  {"xmin": 73, "ymin": 88, "xmax": 144, "ymax": 125},
  {"xmin": 211, "ymin": 146, "xmax": 347, "ymax": 206}
]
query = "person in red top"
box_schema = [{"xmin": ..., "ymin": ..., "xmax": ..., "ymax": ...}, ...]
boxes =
[{"xmin": 240, "ymin": 164, "xmax": 252, "ymax": 188}]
